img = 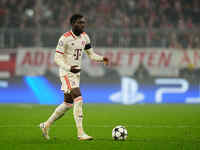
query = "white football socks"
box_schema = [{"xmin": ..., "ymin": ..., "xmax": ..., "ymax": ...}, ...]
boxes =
[
  {"xmin": 73, "ymin": 96, "xmax": 84, "ymax": 136},
  {"xmin": 45, "ymin": 102, "xmax": 73, "ymax": 128}
]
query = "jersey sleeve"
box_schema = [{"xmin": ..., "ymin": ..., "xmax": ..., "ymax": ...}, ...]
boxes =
[
  {"xmin": 54, "ymin": 35, "xmax": 70, "ymax": 71},
  {"xmin": 84, "ymin": 33, "xmax": 92, "ymax": 50},
  {"xmin": 85, "ymin": 48, "xmax": 104, "ymax": 62},
  {"xmin": 83, "ymin": 33, "xmax": 103, "ymax": 62},
  {"xmin": 84, "ymin": 33, "xmax": 91, "ymax": 45},
  {"xmin": 56, "ymin": 35, "xmax": 66, "ymax": 54}
]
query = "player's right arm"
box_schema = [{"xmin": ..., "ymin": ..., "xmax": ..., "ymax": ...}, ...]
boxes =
[{"xmin": 54, "ymin": 36, "xmax": 71, "ymax": 71}]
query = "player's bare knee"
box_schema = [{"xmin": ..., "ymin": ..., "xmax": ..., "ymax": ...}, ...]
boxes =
[{"xmin": 70, "ymin": 88, "xmax": 82, "ymax": 100}]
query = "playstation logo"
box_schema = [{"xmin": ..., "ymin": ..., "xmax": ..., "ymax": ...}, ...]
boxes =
[{"xmin": 109, "ymin": 77, "xmax": 144, "ymax": 104}]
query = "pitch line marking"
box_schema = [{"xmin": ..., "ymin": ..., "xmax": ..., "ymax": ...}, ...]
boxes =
[{"xmin": 0, "ymin": 125, "xmax": 200, "ymax": 128}]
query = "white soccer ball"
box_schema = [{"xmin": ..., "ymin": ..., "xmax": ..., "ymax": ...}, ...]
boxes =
[{"xmin": 112, "ymin": 125, "xmax": 128, "ymax": 140}]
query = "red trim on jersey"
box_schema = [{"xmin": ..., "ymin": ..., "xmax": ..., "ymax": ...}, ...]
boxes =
[
  {"xmin": 74, "ymin": 96, "xmax": 83, "ymax": 102},
  {"xmin": 64, "ymin": 32, "xmax": 71, "ymax": 38},
  {"xmin": 70, "ymin": 31, "xmax": 76, "ymax": 39},
  {"xmin": 56, "ymin": 50, "xmax": 64, "ymax": 54},
  {"xmin": 64, "ymin": 31, "xmax": 76, "ymax": 39},
  {"xmin": 64, "ymin": 75, "xmax": 72, "ymax": 90}
]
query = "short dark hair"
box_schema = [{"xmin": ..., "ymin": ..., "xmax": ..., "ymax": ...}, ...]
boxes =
[{"xmin": 70, "ymin": 14, "xmax": 84, "ymax": 25}]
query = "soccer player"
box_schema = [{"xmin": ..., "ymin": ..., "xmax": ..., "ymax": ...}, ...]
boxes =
[{"xmin": 39, "ymin": 14, "xmax": 109, "ymax": 141}]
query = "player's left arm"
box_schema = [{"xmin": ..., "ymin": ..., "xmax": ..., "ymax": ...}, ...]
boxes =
[
  {"xmin": 85, "ymin": 46, "xmax": 109, "ymax": 65},
  {"xmin": 84, "ymin": 34, "xmax": 109, "ymax": 65}
]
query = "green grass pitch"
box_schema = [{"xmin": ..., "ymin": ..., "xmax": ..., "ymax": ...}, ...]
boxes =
[{"xmin": 0, "ymin": 104, "xmax": 200, "ymax": 150}]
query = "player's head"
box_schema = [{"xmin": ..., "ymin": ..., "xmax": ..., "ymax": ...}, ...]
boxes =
[{"xmin": 70, "ymin": 14, "xmax": 86, "ymax": 35}]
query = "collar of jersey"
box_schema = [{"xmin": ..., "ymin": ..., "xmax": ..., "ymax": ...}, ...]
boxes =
[{"xmin": 70, "ymin": 30, "xmax": 84, "ymax": 39}]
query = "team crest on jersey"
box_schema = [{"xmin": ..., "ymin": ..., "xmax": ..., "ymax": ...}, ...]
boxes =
[
  {"xmin": 59, "ymin": 40, "xmax": 64, "ymax": 46},
  {"xmin": 72, "ymin": 43, "xmax": 74, "ymax": 46}
]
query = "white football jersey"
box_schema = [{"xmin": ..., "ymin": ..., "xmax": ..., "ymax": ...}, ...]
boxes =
[{"xmin": 55, "ymin": 30, "xmax": 103, "ymax": 76}]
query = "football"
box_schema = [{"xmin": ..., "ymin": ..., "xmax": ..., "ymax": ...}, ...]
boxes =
[{"xmin": 112, "ymin": 125, "xmax": 128, "ymax": 140}]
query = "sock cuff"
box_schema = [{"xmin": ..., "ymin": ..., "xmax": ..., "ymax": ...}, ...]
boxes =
[{"xmin": 74, "ymin": 96, "xmax": 83, "ymax": 103}]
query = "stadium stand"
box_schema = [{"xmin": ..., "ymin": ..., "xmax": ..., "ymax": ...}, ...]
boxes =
[{"xmin": 0, "ymin": 0, "xmax": 200, "ymax": 48}]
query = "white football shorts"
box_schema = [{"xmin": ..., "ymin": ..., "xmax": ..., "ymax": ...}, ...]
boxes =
[{"xmin": 60, "ymin": 72, "xmax": 80, "ymax": 93}]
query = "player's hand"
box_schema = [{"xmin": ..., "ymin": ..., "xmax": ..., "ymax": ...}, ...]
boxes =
[
  {"xmin": 103, "ymin": 57, "xmax": 109, "ymax": 66},
  {"xmin": 70, "ymin": 65, "xmax": 81, "ymax": 73}
]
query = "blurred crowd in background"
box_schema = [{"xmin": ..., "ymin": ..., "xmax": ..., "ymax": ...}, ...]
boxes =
[{"xmin": 0, "ymin": 0, "xmax": 200, "ymax": 48}]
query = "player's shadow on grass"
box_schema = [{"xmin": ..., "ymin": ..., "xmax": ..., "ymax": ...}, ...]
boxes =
[
  {"xmin": 91, "ymin": 137, "xmax": 200, "ymax": 144},
  {"xmin": 37, "ymin": 136, "xmax": 200, "ymax": 144},
  {"xmin": 95, "ymin": 138, "xmax": 135, "ymax": 142}
]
